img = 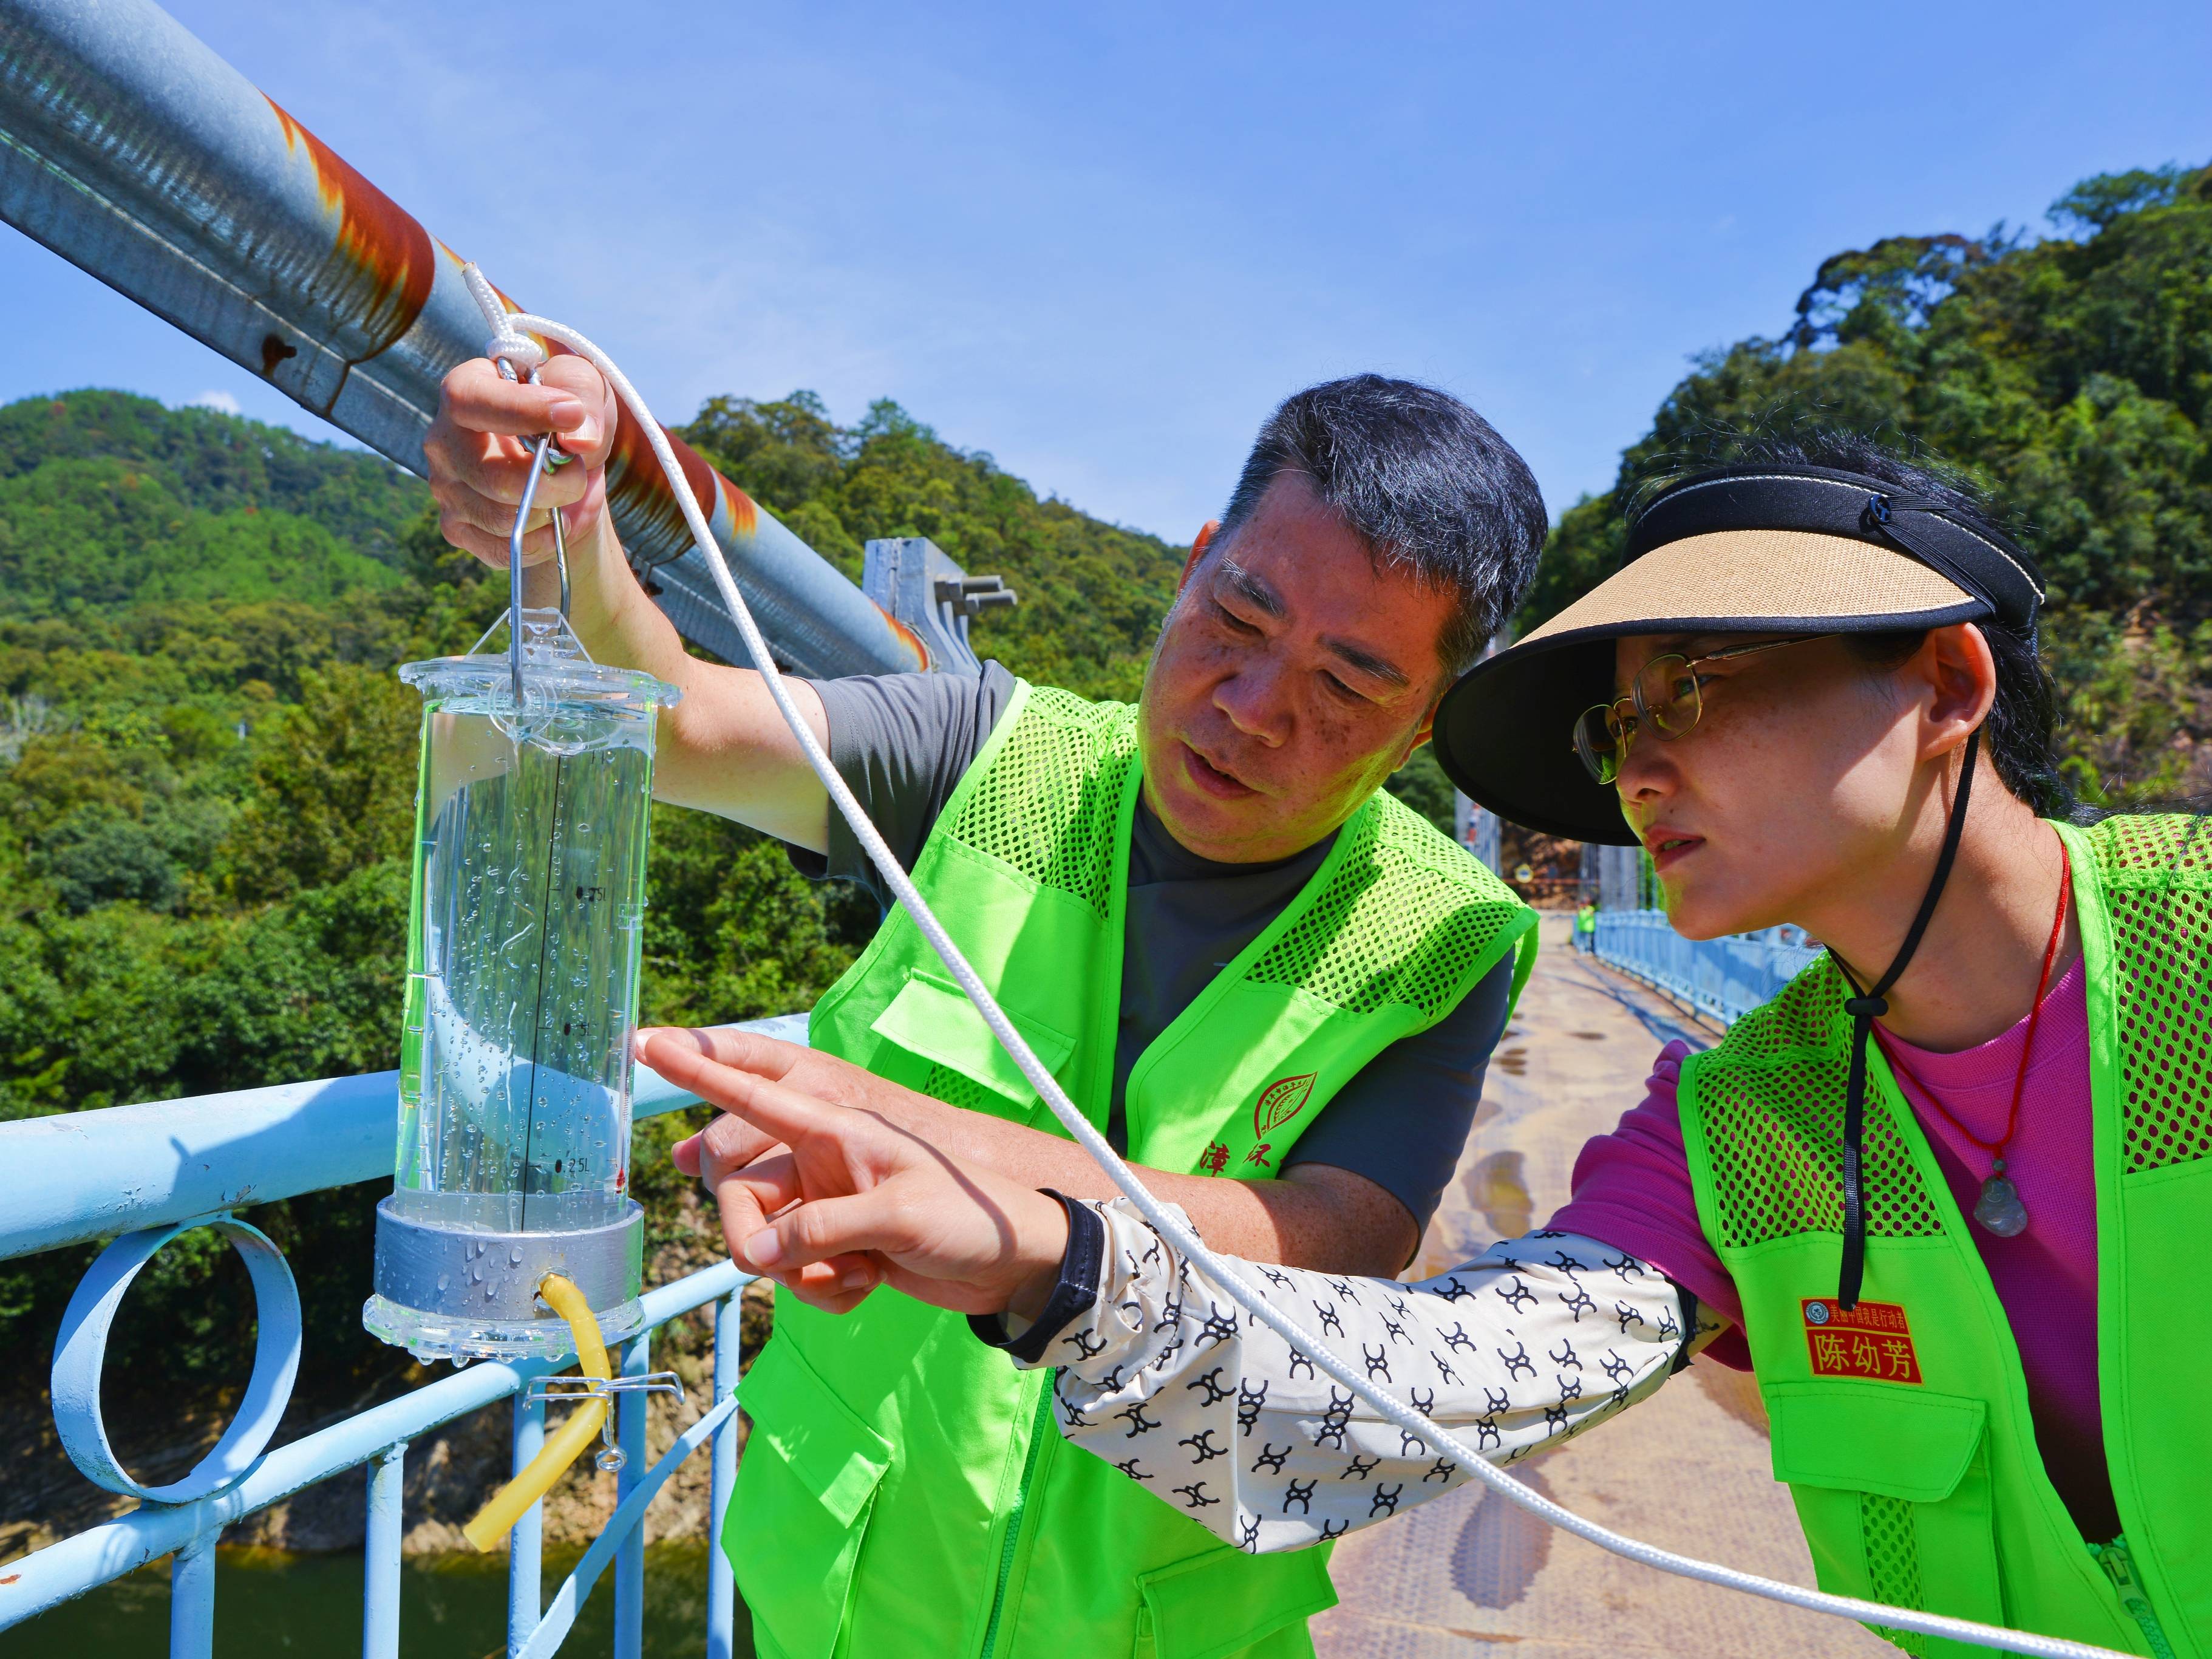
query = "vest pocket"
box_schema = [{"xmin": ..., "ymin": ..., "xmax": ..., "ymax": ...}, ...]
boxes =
[
  {"xmin": 1766, "ymin": 1383, "xmax": 2004, "ymax": 1652},
  {"xmin": 869, "ymin": 969, "xmax": 1076, "ymax": 1109},
  {"xmin": 1131, "ymin": 1543, "xmax": 1338, "ymax": 1659},
  {"xmin": 728, "ymin": 1336, "xmax": 894, "ymax": 1659}
]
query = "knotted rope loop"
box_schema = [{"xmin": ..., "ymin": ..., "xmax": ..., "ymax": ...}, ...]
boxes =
[{"xmin": 463, "ymin": 261, "xmax": 546, "ymax": 374}]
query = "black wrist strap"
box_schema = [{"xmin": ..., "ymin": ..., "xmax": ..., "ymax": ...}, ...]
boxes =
[{"xmin": 968, "ymin": 1190, "xmax": 1105, "ymax": 1364}]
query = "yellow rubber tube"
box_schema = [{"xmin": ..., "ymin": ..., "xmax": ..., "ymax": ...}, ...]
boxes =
[{"xmin": 463, "ymin": 1273, "xmax": 612, "ymax": 1552}]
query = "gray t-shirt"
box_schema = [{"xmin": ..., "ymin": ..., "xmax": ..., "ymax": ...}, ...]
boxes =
[{"xmin": 789, "ymin": 664, "xmax": 1511, "ymax": 1231}]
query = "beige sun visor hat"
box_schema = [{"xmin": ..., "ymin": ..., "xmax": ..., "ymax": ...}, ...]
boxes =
[{"xmin": 1432, "ymin": 464, "xmax": 2046, "ymax": 845}]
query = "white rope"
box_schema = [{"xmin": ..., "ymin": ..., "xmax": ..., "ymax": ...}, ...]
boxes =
[{"xmin": 461, "ymin": 269, "xmax": 2132, "ymax": 1659}]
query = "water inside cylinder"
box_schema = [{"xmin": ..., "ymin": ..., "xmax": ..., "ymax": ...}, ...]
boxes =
[{"xmin": 391, "ymin": 616, "xmax": 671, "ymax": 1236}]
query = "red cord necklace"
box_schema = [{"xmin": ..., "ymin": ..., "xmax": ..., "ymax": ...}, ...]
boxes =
[{"xmin": 1874, "ymin": 848, "xmax": 2071, "ymax": 1239}]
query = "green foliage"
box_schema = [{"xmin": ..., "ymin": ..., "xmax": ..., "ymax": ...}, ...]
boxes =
[
  {"xmin": 1521, "ymin": 161, "xmax": 2212, "ymax": 805},
  {"xmin": 641, "ymin": 804, "xmax": 875, "ymax": 1029},
  {"xmin": 220, "ymin": 664, "xmax": 420, "ymax": 901},
  {"xmin": 684, "ymin": 393, "xmax": 1185, "ymax": 700},
  {"xmin": 1384, "ymin": 744, "xmax": 1457, "ymax": 834},
  {"xmin": 0, "ymin": 455, "xmax": 399, "ymax": 616},
  {"xmin": 0, "ymin": 389, "xmax": 424, "ymax": 565},
  {"xmin": 0, "ymin": 386, "xmax": 1195, "ymax": 1403}
]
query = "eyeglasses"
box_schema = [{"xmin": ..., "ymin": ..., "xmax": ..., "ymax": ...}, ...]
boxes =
[{"xmin": 1572, "ymin": 634, "xmax": 1839, "ymax": 786}]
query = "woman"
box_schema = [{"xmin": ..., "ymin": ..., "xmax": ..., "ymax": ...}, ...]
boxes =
[{"xmin": 644, "ymin": 435, "xmax": 2205, "ymax": 1658}]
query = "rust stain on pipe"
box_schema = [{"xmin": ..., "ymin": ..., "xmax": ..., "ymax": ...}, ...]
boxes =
[
  {"xmin": 715, "ymin": 472, "xmax": 760, "ymax": 539},
  {"xmin": 605, "ymin": 408, "xmax": 723, "ymax": 565},
  {"xmin": 532, "ymin": 336, "xmax": 733, "ymax": 565},
  {"xmin": 265, "ymin": 96, "xmax": 434, "ymax": 371},
  {"xmin": 441, "ymin": 240, "xmax": 547, "ymax": 356},
  {"xmin": 877, "ymin": 605, "xmax": 930, "ymax": 670}
]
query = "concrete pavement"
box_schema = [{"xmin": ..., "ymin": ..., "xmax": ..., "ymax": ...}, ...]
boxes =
[{"xmin": 1310, "ymin": 913, "xmax": 1893, "ymax": 1659}]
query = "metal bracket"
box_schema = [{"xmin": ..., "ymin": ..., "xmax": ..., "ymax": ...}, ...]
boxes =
[
  {"xmin": 934, "ymin": 573, "xmax": 1018, "ymax": 618},
  {"xmin": 527, "ymin": 1371, "xmax": 684, "ymax": 1471},
  {"xmin": 861, "ymin": 537, "xmax": 1016, "ymax": 678}
]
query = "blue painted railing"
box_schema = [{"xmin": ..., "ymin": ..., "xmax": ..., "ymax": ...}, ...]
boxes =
[
  {"xmin": 1591, "ymin": 910, "xmax": 1822, "ymax": 1027},
  {"xmin": 0, "ymin": 1012, "xmax": 808, "ymax": 1658}
]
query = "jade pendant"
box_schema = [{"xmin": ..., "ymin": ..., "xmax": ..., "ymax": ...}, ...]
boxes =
[{"xmin": 1973, "ymin": 1170, "xmax": 2029, "ymax": 1238}]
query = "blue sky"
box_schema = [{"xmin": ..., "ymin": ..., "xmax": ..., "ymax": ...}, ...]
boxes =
[{"xmin": 4, "ymin": 2, "xmax": 2207, "ymax": 543}]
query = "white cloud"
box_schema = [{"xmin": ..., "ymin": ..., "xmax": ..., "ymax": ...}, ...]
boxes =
[{"xmin": 185, "ymin": 390, "xmax": 242, "ymax": 416}]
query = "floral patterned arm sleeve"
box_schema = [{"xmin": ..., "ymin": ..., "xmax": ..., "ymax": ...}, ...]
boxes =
[{"xmin": 1015, "ymin": 1198, "xmax": 1720, "ymax": 1553}]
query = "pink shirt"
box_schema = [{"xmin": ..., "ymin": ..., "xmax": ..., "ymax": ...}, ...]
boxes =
[{"xmin": 1549, "ymin": 958, "xmax": 2116, "ymax": 1538}]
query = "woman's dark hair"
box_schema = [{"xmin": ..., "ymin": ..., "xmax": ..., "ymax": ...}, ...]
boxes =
[{"xmin": 1635, "ymin": 428, "xmax": 2075, "ymax": 817}]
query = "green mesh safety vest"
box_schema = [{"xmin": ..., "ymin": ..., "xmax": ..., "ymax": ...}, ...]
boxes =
[
  {"xmin": 729, "ymin": 680, "xmax": 1537, "ymax": 1659},
  {"xmin": 1679, "ymin": 815, "xmax": 2211, "ymax": 1659}
]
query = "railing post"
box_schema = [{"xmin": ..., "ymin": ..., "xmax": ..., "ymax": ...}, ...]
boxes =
[
  {"xmin": 507, "ymin": 1389, "xmax": 545, "ymax": 1657},
  {"xmin": 169, "ymin": 1531, "xmax": 216, "ymax": 1658},
  {"xmin": 707, "ymin": 1290, "xmax": 741, "ymax": 1659},
  {"xmin": 362, "ymin": 1441, "xmax": 406, "ymax": 1659},
  {"xmin": 614, "ymin": 1332, "xmax": 650, "ymax": 1659}
]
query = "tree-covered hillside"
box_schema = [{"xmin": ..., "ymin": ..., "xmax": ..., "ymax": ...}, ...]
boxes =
[
  {"xmin": 0, "ymin": 386, "xmax": 1189, "ymax": 1407},
  {"xmin": 1525, "ymin": 162, "xmax": 2212, "ymax": 805},
  {"xmin": 687, "ymin": 393, "xmax": 1183, "ymax": 700}
]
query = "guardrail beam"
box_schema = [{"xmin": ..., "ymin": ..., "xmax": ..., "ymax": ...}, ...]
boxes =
[{"xmin": 0, "ymin": 0, "xmax": 959, "ymax": 678}]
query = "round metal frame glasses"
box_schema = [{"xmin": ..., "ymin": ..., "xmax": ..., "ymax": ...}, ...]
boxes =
[{"xmin": 1572, "ymin": 634, "xmax": 1839, "ymax": 785}]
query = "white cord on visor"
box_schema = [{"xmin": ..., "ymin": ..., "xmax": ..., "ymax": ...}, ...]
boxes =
[{"xmin": 460, "ymin": 267, "xmax": 2132, "ymax": 1659}]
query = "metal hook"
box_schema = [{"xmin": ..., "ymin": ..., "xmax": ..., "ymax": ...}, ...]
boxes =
[
  {"xmin": 492, "ymin": 358, "xmax": 576, "ymax": 704},
  {"xmin": 525, "ymin": 1371, "xmax": 684, "ymax": 1472}
]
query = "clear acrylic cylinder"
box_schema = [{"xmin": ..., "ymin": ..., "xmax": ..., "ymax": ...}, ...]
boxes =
[{"xmin": 364, "ymin": 611, "xmax": 679, "ymax": 1362}]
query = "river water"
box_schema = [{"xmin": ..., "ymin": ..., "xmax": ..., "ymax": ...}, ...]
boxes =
[{"xmin": 0, "ymin": 1541, "xmax": 752, "ymax": 1657}]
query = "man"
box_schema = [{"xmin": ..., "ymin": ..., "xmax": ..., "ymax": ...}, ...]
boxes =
[{"xmin": 425, "ymin": 369, "xmax": 1547, "ymax": 1659}]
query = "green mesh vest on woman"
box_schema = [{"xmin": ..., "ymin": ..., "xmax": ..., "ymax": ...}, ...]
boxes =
[
  {"xmin": 729, "ymin": 681, "xmax": 1536, "ymax": 1659},
  {"xmin": 1679, "ymin": 814, "xmax": 2211, "ymax": 1659}
]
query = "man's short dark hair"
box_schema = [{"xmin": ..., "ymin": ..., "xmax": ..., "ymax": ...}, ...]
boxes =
[{"xmin": 1217, "ymin": 375, "xmax": 1547, "ymax": 675}]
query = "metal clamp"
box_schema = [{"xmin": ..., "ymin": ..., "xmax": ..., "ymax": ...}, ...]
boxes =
[{"xmin": 526, "ymin": 1372, "xmax": 684, "ymax": 1471}]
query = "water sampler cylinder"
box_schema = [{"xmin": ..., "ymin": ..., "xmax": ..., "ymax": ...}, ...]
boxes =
[{"xmin": 364, "ymin": 607, "xmax": 679, "ymax": 1362}]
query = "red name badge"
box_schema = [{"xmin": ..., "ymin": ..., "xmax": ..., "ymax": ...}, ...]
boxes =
[{"xmin": 1800, "ymin": 1298, "xmax": 1923, "ymax": 1385}]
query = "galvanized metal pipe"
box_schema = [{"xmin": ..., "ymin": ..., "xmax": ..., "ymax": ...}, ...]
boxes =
[
  {"xmin": 0, "ymin": 1259, "xmax": 747, "ymax": 1631},
  {"xmin": 0, "ymin": 0, "xmax": 925, "ymax": 678},
  {"xmin": 706, "ymin": 1292, "xmax": 741, "ymax": 1659},
  {"xmin": 613, "ymin": 1332, "xmax": 650, "ymax": 1659},
  {"xmin": 362, "ymin": 1442, "xmax": 406, "ymax": 1659}
]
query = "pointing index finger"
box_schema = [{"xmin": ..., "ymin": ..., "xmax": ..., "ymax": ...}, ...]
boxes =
[
  {"xmin": 640, "ymin": 1025, "xmax": 806, "ymax": 1085},
  {"xmin": 636, "ymin": 1030, "xmax": 846, "ymax": 1150}
]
